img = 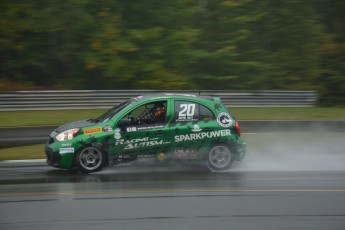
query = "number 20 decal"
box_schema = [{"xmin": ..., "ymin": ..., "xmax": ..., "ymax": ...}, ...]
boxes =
[{"xmin": 179, "ymin": 104, "xmax": 196, "ymax": 117}]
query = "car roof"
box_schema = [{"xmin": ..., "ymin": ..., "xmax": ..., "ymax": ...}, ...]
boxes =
[{"xmin": 133, "ymin": 93, "xmax": 215, "ymax": 102}]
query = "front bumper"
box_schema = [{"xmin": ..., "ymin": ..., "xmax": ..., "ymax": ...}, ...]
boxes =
[
  {"xmin": 45, "ymin": 147, "xmax": 60, "ymax": 168},
  {"xmin": 45, "ymin": 143, "xmax": 76, "ymax": 169}
]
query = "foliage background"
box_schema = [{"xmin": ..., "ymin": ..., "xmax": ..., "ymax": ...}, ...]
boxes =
[{"xmin": 0, "ymin": 0, "xmax": 344, "ymax": 104}]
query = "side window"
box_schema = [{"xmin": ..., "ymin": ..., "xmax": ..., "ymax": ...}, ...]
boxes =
[
  {"xmin": 174, "ymin": 101, "xmax": 215, "ymax": 122},
  {"xmin": 199, "ymin": 104, "xmax": 215, "ymax": 121},
  {"xmin": 175, "ymin": 101, "xmax": 199, "ymax": 121},
  {"xmin": 126, "ymin": 100, "xmax": 167, "ymax": 125}
]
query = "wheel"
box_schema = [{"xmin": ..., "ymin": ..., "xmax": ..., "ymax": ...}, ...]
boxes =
[
  {"xmin": 76, "ymin": 146, "xmax": 106, "ymax": 173},
  {"xmin": 206, "ymin": 144, "xmax": 234, "ymax": 172}
]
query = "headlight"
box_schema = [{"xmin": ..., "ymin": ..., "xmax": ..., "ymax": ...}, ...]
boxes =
[{"xmin": 56, "ymin": 128, "xmax": 80, "ymax": 142}]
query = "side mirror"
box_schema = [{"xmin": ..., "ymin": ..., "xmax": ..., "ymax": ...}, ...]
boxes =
[{"xmin": 117, "ymin": 118, "xmax": 131, "ymax": 128}]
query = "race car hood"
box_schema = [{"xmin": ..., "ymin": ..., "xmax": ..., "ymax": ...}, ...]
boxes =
[{"xmin": 55, "ymin": 119, "xmax": 96, "ymax": 133}]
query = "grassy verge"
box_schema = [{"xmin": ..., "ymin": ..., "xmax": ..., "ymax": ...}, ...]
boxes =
[
  {"xmin": 1, "ymin": 107, "xmax": 345, "ymax": 127},
  {"xmin": 0, "ymin": 144, "xmax": 45, "ymax": 161},
  {"xmin": 0, "ymin": 109, "xmax": 106, "ymax": 127}
]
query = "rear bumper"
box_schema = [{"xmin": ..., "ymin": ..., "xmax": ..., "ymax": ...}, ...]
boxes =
[{"xmin": 235, "ymin": 138, "xmax": 246, "ymax": 161}]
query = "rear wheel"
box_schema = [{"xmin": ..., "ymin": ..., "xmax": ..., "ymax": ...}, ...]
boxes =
[
  {"xmin": 76, "ymin": 146, "xmax": 106, "ymax": 173},
  {"xmin": 206, "ymin": 144, "xmax": 234, "ymax": 172}
]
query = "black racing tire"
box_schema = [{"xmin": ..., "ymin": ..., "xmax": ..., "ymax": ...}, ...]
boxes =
[
  {"xmin": 76, "ymin": 146, "xmax": 106, "ymax": 173},
  {"xmin": 205, "ymin": 144, "xmax": 234, "ymax": 172}
]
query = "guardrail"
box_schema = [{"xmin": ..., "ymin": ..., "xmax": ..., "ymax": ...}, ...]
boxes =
[{"xmin": 0, "ymin": 90, "xmax": 317, "ymax": 111}]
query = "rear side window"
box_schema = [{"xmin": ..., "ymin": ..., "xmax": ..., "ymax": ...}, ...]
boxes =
[
  {"xmin": 199, "ymin": 104, "xmax": 214, "ymax": 121},
  {"xmin": 174, "ymin": 101, "xmax": 215, "ymax": 122}
]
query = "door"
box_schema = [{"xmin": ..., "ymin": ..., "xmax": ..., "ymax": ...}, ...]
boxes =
[
  {"xmin": 109, "ymin": 99, "xmax": 171, "ymax": 163},
  {"xmin": 170, "ymin": 100, "xmax": 220, "ymax": 160}
]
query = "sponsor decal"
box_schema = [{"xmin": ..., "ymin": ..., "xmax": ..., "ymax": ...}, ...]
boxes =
[
  {"xmin": 217, "ymin": 112, "xmax": 232, "ymax": 128},
  {"xmin": 84, "ymin": 127, "xmax": 102, "ymax": 135},
  {"xmin": 59, "ymin": 147, "xmax": 75, "ymax": 154},
  {"xmin": 177, "ymin": 103, "xmax": 197, "ymax": 121},
  {"xmin": 138, "ymin": 125, "xmax": 164, "ymax": 131},
  {"xmin": 158, "ymin": 152, "xmax": 166, "ymax": 161},
  {"xmin": 116, "ymin": 155, "xmax": 131, "ymax": 162},
  {"xmin": 104, "ymin": 126, "xmax": 113, "ymax": 134},
  {"xmin": 61, "ymin": 143, "xmax": 72, "ymax": 147},
  {"xmin": 191, "ymin": 124, "xmax": 202, "ymax": 132},
  {"xmin": 114, "ymin": 128, "xmax": 122, "ymax": 140},
  {"xmin": 174, "ymin": 148, "xmax": 198, "ymax": 159},
  {"xmin": 177, "ymin": 117, "xmax": 197, "ymax": 121},
  {"xmin": 137, "ymin": 154, "xmax": 155, "ymax": 160},
  {"xmin": 126, "ymin": 125, "xmax": 164, "ymax": 132},
  {"xmin": 116, "ymin": 137, "xmax": 149, "ymax": 145},
  {"xmin": 175, "ymin": 129, "xmax": 231, "ymax": 142},
  {"xmin": 126, "ymin": 127, "xmax": 137, "ymax": 132},
  {"xmin": 115, "ymin": 137, "xmax": 170, "ymax": 150}
]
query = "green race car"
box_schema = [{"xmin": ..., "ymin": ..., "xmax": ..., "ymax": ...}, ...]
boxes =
[{"xmin": 45, "ymin": 94, "xmax": 246, "ymax": 173}]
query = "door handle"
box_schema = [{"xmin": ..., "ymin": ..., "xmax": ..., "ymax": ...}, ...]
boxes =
[{"xmin": 204, "ymin": 128, "xmax": 212, "ymax": 132}]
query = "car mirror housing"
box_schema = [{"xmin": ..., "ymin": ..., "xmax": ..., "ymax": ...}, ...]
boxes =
[{"xmin": 118, "ymin": 118, "xmax": 131, "ymax": 128}]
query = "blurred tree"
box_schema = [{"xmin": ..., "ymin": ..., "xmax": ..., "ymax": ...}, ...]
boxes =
[
  {"xmin": 189, "ymin": 0, "xmax": 264, "ymax": 89},
  {"xmin": 0, "ymin": 0, "xmax": 344, "ymax": 104},
  {"xmin": 254, "ymin": 0, "xmax": 326, "ymax": 90},
  {"xmin": 0, "ymin": 2, "xmax": 36, "ymax": 86},
  {"xmin": 0, "ymin": 0, "xmax": 98, "ymax": 88},
  {"xmin": 314, "ymin": 0, "xmax": 345, "ymax": 105},
  {"xmin": 190, "ymin": 0, "xmax": 325, "ymax": 91},
  {"xmin": 65, "ymin": 0, "xmax": 196, "ymax": 89},
  {"xmin": 27, "ymin": 0, "xmax": 110, "ymax": 89}
]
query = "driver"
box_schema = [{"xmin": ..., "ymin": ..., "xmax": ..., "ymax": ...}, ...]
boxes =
[{"xmin": 149, "ymin": 102, "xmax": 166, "ymax": 123}]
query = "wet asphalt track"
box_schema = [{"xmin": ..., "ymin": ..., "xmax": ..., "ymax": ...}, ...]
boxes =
[{"xmin": 1, "ymin": 160, "xmax": 345, "ymax": 230}]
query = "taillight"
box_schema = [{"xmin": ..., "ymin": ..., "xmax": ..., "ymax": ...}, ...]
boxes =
[{"xmin": 235, "ymin": 121, "xmax": 241, "ymax": 136}]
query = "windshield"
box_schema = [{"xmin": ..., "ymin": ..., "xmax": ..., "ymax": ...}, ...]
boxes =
[{"xmin": 95, "ymin": 99, "xmax": 133, "ymax": 123}]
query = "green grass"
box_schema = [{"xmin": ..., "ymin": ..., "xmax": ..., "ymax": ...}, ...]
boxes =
[
  {"xmin": 0, "ymin": 144, "xmax": 45, "ymax": 160},
  {"xmin": 1, "ymin": 107, "xmax": 345, "ymax": 127},
  {"xmin": 0, "ymin": 109, "xmax": 107, "ymax": 127}
]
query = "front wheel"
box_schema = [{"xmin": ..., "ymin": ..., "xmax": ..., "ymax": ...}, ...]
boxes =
[
  {"xmin": 206, "ymin": 144, "xmax": 234, "ymax": 172},
  {"xmin": 76, "ymin": 146, "xmax": 106, "ymax": 173}
]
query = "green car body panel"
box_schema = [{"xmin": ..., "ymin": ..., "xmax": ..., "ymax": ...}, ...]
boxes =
[{"xmin": 45, "ymin": 94, "xmax": 246, "ymax": 172}]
